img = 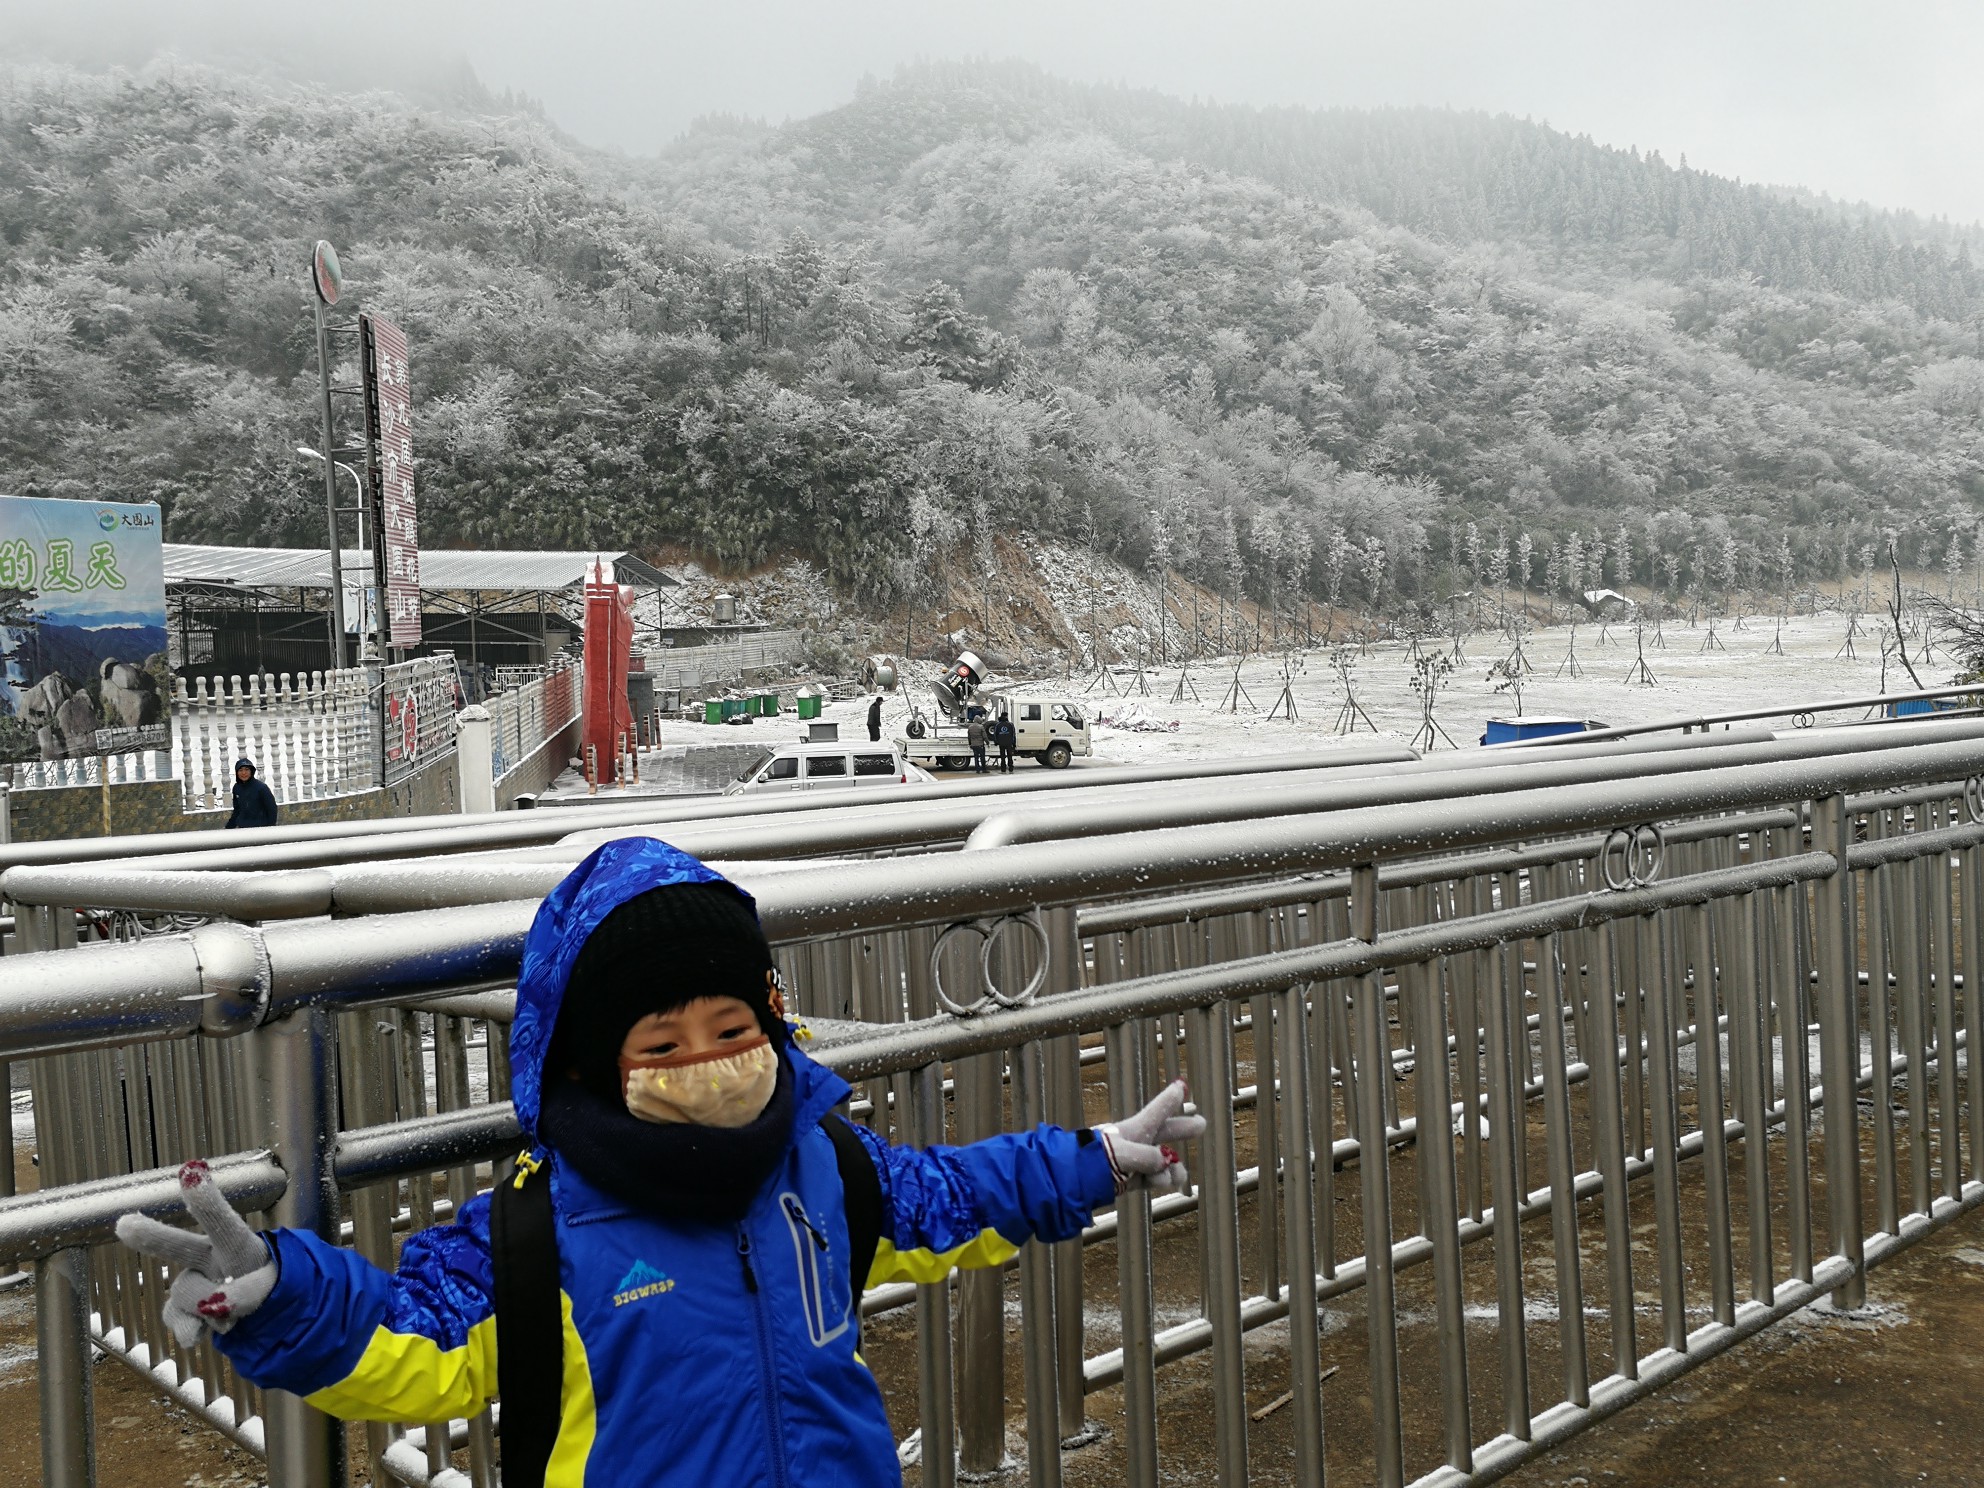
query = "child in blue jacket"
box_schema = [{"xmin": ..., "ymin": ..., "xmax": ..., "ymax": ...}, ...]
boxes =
[{"xmin": 118, "ymin": 836, "xmax": 1201, "ymax": 1487}]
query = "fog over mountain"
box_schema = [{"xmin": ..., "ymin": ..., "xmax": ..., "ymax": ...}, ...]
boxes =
[{"xmin": 1, "ymin": 37, "xmax": 1980, "ymax": 623}]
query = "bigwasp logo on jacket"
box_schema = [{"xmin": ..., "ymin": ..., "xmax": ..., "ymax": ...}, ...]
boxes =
[{"xmin": 612, "ymin": 1260, "xmax": 677, "ymax": 1307}]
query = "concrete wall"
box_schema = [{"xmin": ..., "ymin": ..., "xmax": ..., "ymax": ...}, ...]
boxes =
[{"xmin": 494, "ymin": 717, "xmax": 580, "ymax": 809}]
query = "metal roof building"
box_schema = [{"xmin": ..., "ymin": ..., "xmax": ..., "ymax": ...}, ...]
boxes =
[
  {"xmin": 164, "ymin": 545, "xmax": 675, "ymax": 680},
  {"xmin": 162, "ymin": 546, "xmax": 674, "ymax": 592}
]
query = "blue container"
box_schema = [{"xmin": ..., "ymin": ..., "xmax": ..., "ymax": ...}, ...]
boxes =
[
  {"xmin": 1888, "ymin": 697, "xmax": 1964, "ymax": 718},
  {"xmin": 1480, "ymin": 716, "xmax": 1599, "ymax": 747}
]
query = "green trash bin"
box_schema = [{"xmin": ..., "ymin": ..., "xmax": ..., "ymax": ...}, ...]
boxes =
[
  {"xmin": 760, "ymin": 692, "xmax": 780, "ymax": 716},
  {"xmin": 703, "ymin": 698, "xmax": 723, "ymax": 726},
  {"xmin": 721, "ymin": 698, "xmax": 746, "ymax": 721},
  {"xmin": 796, "ymin": 688, "xmax": 822, "ymax": 720}
]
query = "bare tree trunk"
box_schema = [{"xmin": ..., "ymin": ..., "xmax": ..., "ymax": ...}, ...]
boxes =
[{"xmin": 1890, "ymin": 543, "xmax": 1926, "ymax": 689}]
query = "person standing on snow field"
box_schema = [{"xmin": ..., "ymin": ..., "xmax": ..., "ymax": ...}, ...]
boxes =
[
  {"xmin": 113, "ymin": 836, "xmax": 1203, "ymax": 1488},
  {"xmin": 967, "ymin": 713, "xmax": 989, "ymax": 773},
  {"xmin": 867, "ymin": 694, "xmax": 884, "ymax": 742},
  {"xmin": 224, "ymin": 757, "xmax": 278, "ymax": 829}
]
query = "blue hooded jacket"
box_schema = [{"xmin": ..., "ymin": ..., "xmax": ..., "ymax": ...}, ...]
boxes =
[{"xmin": 214, "ymin": 836, "xmax": 1116, "ymax": 1486}]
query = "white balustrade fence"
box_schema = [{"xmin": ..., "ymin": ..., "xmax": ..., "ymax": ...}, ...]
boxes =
[
  {"xmin": 173, "ymin": 666, "xmax": 383, "ymax": 810},
  {"xmin": 7, "ymin": 657, "xmax": 467, "ymax": 812},
  {"xmin": 7, "ymin": 751, "xmax": 177, "ymax": 790}
]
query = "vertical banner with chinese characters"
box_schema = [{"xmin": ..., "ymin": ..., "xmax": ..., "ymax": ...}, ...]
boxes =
[
  {"xmin": 0, "ymin": 495, "xmax": 169, "ymax": 761},
  {"xmin": 360, "ymin": 313, "xmax": 422, "ymax": 649}
]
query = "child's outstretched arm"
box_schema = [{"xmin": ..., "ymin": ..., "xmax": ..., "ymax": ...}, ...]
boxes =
[
  {"xmin": 118, "ymin": 1159, "xmax": 498, "ymax": 1423},
  {"xmin": 849, "ymin": 1080, "xmax": 1203, "ymax": 1287}
]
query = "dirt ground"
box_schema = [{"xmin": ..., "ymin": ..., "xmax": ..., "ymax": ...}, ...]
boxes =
[
  {"xmin": 868, "ymin": 1201, "xmax": 1984, "ymax": 1488},
  {"xmin": 8, "ymin": 1167, "xmax": 1984, "ymax": 1487},
  {"xmin": 1495, "ymin": 1212, "xmax": 1984, "ymax": 1486}
]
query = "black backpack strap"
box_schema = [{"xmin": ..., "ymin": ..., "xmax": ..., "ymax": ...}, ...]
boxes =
[
  {"xmin": 824, "ymin": 1113, "xmax": 884, "ymax": 1344},
  {"xmin": 490, "ymin": 1149, "xmax": 561, "ymax": 1488}
]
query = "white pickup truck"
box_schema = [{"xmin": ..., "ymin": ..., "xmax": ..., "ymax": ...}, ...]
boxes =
[{"xmin": 899, "ymin": 695, "xmax": 1093, "ymax": 771}]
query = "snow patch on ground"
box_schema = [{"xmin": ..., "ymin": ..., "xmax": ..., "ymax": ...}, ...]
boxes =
[{"xmin": 555, "ymin": 611, "xmax": 1963, "ymax": 799}]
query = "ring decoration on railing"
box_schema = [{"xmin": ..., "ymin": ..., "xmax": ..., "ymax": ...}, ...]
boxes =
[
  {"xmin": 1600, "ymin": 822, "xmax": 1667, "ymax": 891},
  {"xmin": 930, "ymin": 909, "xmax": 1051, "ymax": 1017},
  {"xmin": 1965, "ymin": 775, "xmax": 1984, "ymax": 825},
  {"xmin": 1792, "ymin": 710, "xmax": 1816, "ymax": 729}
]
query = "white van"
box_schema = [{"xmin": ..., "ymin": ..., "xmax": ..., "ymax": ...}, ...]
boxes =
[
  {"xmin": 899, "ymin": 694, "xmax": 1093, "ymax": 771},
  {"xmin": 1001, "ymin": 697, "xmax": 1092, "ymax": 766},
  {"xmin": 724, "ymin": 741, "xmax": 934, "ymax": 796}
]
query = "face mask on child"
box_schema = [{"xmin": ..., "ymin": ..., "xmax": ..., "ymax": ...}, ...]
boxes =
[{"xmin": 619, "ymin": 1037, "xmax": 778, "ymax": 1128}]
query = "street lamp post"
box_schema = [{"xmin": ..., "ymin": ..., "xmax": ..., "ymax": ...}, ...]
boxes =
[
  {"xmin": 296, "ymin": 447, "xmax": 367, "ymax": 548},
  {"xmin": 311, "ymin": 241, "xmax": 348, "ymax": 671}
]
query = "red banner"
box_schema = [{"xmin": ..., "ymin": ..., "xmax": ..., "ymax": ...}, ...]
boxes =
[{"xmin": 361, "ymin": 314, "xmax": 422, "ymax": 648}]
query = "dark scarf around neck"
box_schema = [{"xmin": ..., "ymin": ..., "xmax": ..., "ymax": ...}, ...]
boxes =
[{"xmin": 538, "ymin": 1055, "xmax": 797, "ymax": 1227}]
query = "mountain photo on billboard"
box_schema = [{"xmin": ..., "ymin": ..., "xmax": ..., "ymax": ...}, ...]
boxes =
[{"xmin": 0, "ymin": 496, "xmax": 170, "ymax": 765}]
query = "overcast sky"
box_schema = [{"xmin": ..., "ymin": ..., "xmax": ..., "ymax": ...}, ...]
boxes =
[{"xmin": 11, "ymin": 0, "xmax": 1984, "ymax": 224}]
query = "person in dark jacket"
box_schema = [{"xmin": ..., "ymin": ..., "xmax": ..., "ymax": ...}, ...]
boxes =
[
  {"xmin": 966, "ymin": 715, "xmax": 989, "ymax": 773},
  {"xmin": 113, "ymin": 838, "xmax": 1202, "ymax": 1487},
  {"xmin": 867, "ymin": 695, "xmax": 884, "ymax": 742},
  {"xmin": 991, "ymin": 714, "xmax": 1017, "ymax": 773},
  {"xmin": 225, "ymin": 757, "xmax": 278, "ymax": 829}
]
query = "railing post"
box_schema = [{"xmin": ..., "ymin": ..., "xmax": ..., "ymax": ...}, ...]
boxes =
[
  {"xmin": 1350, "ymin": 862, "xmax": 1404, "ymax": 1488},
  {"xmin": 1013, "ymin": 1039, "xmax": 1062, "ymax": 1488},
  {"xmin": 38, "ymin": 1248, "xmax": 95, "ymax": 1488},
  {"xmin": 1041, "ymin": 906, "xmax": 1088, "ymax": 1447},
  {"xmin": 1810, "ymin": 795, "xmax": 1866, "ymax": 1308},
  {"xmin": 1105, "ymin": 1019, "xmax": 1160, "ymax": 1488},
  {"xmin": 953, "ymin": 1051, "xmax": 1007, "ymax": 1476},
  {"xmin": 456, "ymin": 704, "xmax": 495, "ymax": 814},
  {"xmin": 1183, "ymin": 999, "xmax": 1248, "ymax": 1488},
  {"xmin": 252, "ymin": 1007, "xmax": 347, "ymax": 1488},
  {"xmin": 910, "ymin": 1060, "xmax": 957, "ymax": 1488}
]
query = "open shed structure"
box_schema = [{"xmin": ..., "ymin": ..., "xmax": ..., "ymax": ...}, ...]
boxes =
[{"xmin": 163, "ymin": 545, "xmax": 675, "ymax": 681}]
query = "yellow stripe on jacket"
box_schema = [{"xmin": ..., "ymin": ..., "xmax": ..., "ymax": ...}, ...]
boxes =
[
  {"xmin": 866, "ymin": 1228, "xmax": 1019, "ymax": 1287},
  {"xmin": 304, "ymin": 1313, "xmax": 498, "ymax": 1422},
  {"xmin": 304, "ymin": 1291, "xmax": 598, "ymax": 1487}
]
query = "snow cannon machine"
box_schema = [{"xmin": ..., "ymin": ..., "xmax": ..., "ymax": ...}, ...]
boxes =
[{"xmin": 931, "ymin": 651, "xmax": 986, "ymax": 721}]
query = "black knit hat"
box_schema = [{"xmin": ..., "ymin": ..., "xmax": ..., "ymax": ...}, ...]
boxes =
[{"xmin": 550, "ymin": 881, "xmax": 783, "ymax": 1100}]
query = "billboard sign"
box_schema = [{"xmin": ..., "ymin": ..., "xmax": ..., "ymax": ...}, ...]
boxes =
[
  {"xmin": 380, "ymin": 656, "xmax": 458, "ymax": 786},
  {"xmin": 0, "ymin": 495, "xmax": 169, "ymax": 761},
  {"xmin": 360, "ymin": 313, "xmax": 422, "ymax": 649}
]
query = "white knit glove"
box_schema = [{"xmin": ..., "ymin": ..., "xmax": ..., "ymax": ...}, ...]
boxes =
[
  {"xmin": 1096, "ymin": 1080, "xmax": 1206, "ymax": 1192},
  {"xmin": 114, "ymin": 1160, "xmax": 277, "ymax": 1347}
]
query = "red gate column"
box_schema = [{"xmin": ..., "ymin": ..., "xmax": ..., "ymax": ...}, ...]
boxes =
[{"xmin": 581, "ymin": 561, "xmax": 636, "ymax": 787}]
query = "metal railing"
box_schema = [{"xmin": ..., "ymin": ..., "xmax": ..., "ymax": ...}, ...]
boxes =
[
  {"xmin": 1497, "ymin": 682, "xmax": 1984, "ymax": 749},
  {"xmin": 483, "ymin": 658, "xmax": 578, "ymax": 788},
  {"xmin": 643, "ymin": 629, "xmax": 802, "ymax": 692},
  {"xmin": 3, "ymin": 725, "xmax": 1984, "ymax": 1487}
]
